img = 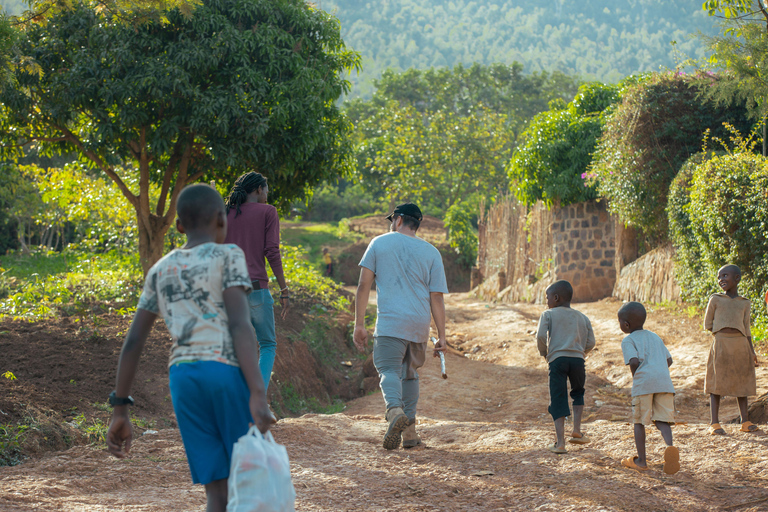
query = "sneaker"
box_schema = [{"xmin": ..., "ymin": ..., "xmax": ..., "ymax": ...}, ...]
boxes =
[
  {"xmin": 402, "ymin": 419, "xmax": 422, "ymax": 448},
  {"xmin": 383, "ymin": 407, "xmax": 409, "ymax": 450}
]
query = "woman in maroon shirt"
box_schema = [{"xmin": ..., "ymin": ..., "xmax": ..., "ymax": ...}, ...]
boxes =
[{"xmin": 224, "ymin": 172, "xmax": 290, "ymax": 390}]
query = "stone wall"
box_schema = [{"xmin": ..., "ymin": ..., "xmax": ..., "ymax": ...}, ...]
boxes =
[
  {"xmin": 612, "ymin": 245, "xmax": 681, "ymax": 303},
  {"xmin": 474, "ymin": 197, "xmax": 618, "ymax": 303},
  {"xmin": 552, "ymin": 202, "xmax": 617, "ymax": 302}
]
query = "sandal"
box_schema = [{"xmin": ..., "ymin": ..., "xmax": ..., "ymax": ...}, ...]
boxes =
[
  {"xmin": 547, "ymin": 443, "xmax": 567, "ymax": 454},
  {"xmin": 663, "ymin": 446, "xmax": 680, "ymax": 475},
  {"xmin": 568, "ymin": 432, "xmax": 590, "ymax": 445},
  {"xmin": 709, "ymin": 423, "xmax": 726, "ymax": 435},
  {"xmin": 621, "ymin": 456, "xmax": 649, "ymax": 471},
  {"xmin": 740, "ymin": 421, "xmax": 760, "ymax": 433}
]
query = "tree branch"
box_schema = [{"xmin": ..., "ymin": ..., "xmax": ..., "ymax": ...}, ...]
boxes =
[
  {"xmin": 55, "ymin": 124, "xmax": 138, "ymax": 209},
  {"xmin": 156, "ymin": 139, "xmax": 184, "ymax": 216}
]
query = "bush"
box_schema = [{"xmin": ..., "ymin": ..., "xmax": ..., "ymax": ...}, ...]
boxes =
[
  {"xmin": 303, "ymin": 182, "xmax": 384, "ymax": 222},
  {"xmin": 444, "ymin": 202, "xmax": 477, "ymax": 269},
  {"xmin": 589, "ymin": 72, "xmax": 754, "ymax": 243},
  {"xmin": 667, "ymin": 152, "xmax": 716, "ymax": 303},
  {"xmin": 508, "ymin": 82, "xmax": 620, "ymax": 207},
  {"xmin": 671, "ymin": 148, "xmax": 768, "ymax": 325}
]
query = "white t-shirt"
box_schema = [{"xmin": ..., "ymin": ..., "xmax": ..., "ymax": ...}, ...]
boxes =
[
  {"xmin": 359, "ymin": 232, "xmax": 448, "ymax": 343},
  {"xmin": 621, "ymin": 329, "xmax": 675, "ymax": 397},
  {"xmin": 137, "ymin": 243, "xmax": 252, "ymax": 368}
]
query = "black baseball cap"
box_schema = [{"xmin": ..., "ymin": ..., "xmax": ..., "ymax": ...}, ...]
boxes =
[{"xmin": 385, "ymin": 203, "xmax": 423, "ymax": 222}]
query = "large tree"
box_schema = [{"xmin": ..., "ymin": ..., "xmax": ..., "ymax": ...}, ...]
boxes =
[{"xmin": 0, "ymin": 0, "xmax": 359, "ymax": 273}]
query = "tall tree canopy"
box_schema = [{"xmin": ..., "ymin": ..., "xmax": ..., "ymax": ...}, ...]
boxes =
[
  {"xmin": 0, "ymin": 0, "xmax": 360, "ymax": 273},
  {"xmin": 346, "ymin": 63, "xmax": 579, "ymax": 213}
]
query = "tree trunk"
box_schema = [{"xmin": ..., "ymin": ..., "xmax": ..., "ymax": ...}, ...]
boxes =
[{"xmin": 137, "ymin": 214, "xmax": 172, "ymax": 276}]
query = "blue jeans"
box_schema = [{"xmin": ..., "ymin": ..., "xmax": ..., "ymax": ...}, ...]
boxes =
[
  {"xmin": 372, "ymin": 336, "xmax": 426, "ymax": 421},
  {"xmin": 248, "ymin": 288, "xmax": 276, "ymax": 390}
]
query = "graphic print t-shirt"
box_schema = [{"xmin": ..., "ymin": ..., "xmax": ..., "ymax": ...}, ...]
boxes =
[{"xmin": 137, "ymin": 243, "xmax": 252, "ymax": 368}]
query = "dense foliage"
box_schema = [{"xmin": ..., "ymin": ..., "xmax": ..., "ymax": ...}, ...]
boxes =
[
  {"xmin": 667, "ymin": 153, "xmax": 716, "ymax": 303},
  {"xmin": 0, "ymin": 0, "xmax": 359, "ymax": 272},
  {"xmin": 320, "ymin": 0, "xmax": 718, "ymax": 97},
  {"xmin": 344, "ymin": 63, "xmax": 578, "ymax": 215},
  {"xmin": 444, "ymin": 202, "xmax": 478, "ymax": 269},
  {"xmin": 508, "ymin": 82, "xmax": 620, "ymax": 207},
  {"xmin": 669, "ymin": 148, "xmax": 768, "ymax": 326},
  {"xmin": 588, "ymin": 72, "xmax": 754, "ymax": 242}
]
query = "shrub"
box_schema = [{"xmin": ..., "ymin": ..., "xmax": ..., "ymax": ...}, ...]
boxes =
[
  {"xmin": 508, "ymin": 82, "xmax": 620, "ymax": 207},
  {"xmin": 589, "ymin": 72, "xmax": 754, "ymax": 243},
  {"xmin": 444, "ymin": 202, "xmax": 477, "ymax": 269},
  {"xmin": 303, "ymin": 182, "xmax": 384, "ymax": 222},
  {"xmin": 671, "ymin": 147, "xmax": 768, "ymax": 325},
  {"xmin": 667, "ymin": 152, "xmax": 717, "ymax": 303}
]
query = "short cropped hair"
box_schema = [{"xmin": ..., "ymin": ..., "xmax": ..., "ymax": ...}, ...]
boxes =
[
  {"xmin": 719, "ymin": 264, "xmax": 742, "ymax": 278},
  {"xmin": 177, "ymin": 184, "xmax": 225, "ymax": 230},
  {"xmin": 548, "ymin": 280, "xmax": 573, "ymax": 302},
  {"xmin": 400, "ymin": 214, "xmax": 420, "ymax": 231},
  {"xmin": 618, "ymin": 301, "xmax": 647, "ymax": 328}
]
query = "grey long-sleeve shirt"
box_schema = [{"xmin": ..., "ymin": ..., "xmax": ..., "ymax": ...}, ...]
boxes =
[{"xmin": 536, "ymin": 307, "xmax": 596, "ymax": 363}]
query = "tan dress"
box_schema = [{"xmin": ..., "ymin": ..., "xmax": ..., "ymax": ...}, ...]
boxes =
[{"xmin": 703, "ymin": 294, "xmax": 757, "ymax": 397}]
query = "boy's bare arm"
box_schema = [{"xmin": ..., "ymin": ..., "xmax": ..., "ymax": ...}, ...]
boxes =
[
  {"xmin": 628, "ymin": 357, "xmax": 640, "ymax": 376},
  {"xmin": 107, "ymin": 308, "xmax": 157, "ymax": 458},
  {"xmin": 223, "ymin": 286, "xmax": 272, "ymax": 434},
  {"xmin": 667, "ymin": 357, "xmax": 673, "ymax": 367}
]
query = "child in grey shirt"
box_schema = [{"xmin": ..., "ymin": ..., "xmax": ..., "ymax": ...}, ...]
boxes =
[
  {"xmin": 536, "ymin": 280, "xmax": 595, "ymax": 454},
  {"xmin": 618, "ymin": 301, "xmax": 679, "ymax": 475}
]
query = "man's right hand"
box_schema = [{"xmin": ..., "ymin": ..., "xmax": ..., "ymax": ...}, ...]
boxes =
[
  {"xmin": 250, "ymin": 394, "xmax": 274, "ymax": 434},
  {"xmin": 353, "ymin": 324, "xmax": 368, "ymax": 352}
]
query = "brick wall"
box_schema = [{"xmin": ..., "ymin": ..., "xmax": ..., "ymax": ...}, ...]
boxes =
[
  {"xmin": 474, "ymin": 197, "xmax": 619, "ymax": 303},
  {"xmin": 552, "ymin": 201, "xmax": 616, "ymax": 301}
]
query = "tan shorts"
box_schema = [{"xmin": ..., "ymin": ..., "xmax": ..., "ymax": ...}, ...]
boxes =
[{"xmin": 632, "ymin": 393, "xmax": 675, "ymax": 425}]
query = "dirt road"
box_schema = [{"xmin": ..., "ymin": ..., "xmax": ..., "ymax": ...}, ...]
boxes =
[{"xmin": 2, "ymin": 295, "xmax": 768, "ymax": 511}]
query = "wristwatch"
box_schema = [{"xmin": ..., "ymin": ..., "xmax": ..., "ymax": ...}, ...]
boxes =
[{"xmin": 109, "ymin": 390, "xmax": 135, "ymax": 407}]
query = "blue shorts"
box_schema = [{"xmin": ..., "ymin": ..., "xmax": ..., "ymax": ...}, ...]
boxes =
[{"xmin": 169, "ymin": 361, "xmax": 253, "ymax": 485}]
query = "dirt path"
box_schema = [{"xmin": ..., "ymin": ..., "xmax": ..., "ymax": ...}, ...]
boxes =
[{"xmin": 2, "ymin": 295, "xmax": 768, "ymax": 511}]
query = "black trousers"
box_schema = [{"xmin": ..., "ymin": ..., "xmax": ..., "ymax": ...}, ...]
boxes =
[{"xmin": 548, "ymin": 356, "xmax": 586, "ymax": 420}]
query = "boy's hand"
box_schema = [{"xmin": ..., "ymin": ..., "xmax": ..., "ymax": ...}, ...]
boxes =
[
  {"xmin": 106, "ymin": 408, "xmax": 133, "ymax": 458},
  {"xmin": 754, "ymin": 353, "xmax": 760, "ymax": 367},
  {"xmin": 249, "ymin": 394, "xmax": 274, "ymax": 434}
]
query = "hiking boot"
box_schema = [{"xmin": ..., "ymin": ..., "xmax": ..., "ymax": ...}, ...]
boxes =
[
  {"xmin": 402, "ymin": 419, "xmax": 422, "ymax": 449},
  {"xmin": 383, "ymin": 407, "xmax": 409, "ymax": 450}
]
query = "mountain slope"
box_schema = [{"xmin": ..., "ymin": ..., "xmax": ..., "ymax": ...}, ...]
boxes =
[{"xmin": 320, "ymin": 0, "xmax": 718, "ymax": 97}]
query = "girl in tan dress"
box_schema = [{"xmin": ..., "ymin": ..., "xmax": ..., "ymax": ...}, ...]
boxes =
[{"xmin": 704, "ymin": 265, "xmax": 759, "ymax": 435}]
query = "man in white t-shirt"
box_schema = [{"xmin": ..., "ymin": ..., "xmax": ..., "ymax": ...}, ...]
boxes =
[
  {"xmin": 619, "ymin": 301, "xmax": 679, "ymax": 475},
  {"xmin": 353, "ymin": 203, "xmax": 449, "ymax": 450}
]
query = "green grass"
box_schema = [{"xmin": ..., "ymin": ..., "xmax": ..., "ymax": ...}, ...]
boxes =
[
  {"xmin": 275, "ymin": 382, "xmax": 346, "ymax": 417},
  {"xmin": 280, "ymin": 220, "xmax": 364, "ymax": 270}
]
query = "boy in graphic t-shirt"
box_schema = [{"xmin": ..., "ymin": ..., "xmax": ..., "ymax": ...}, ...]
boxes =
[
  {"xmin": 105, "ymin": 185, "xmax": 273, "ymax": 512},
  {"xmin": 619, "ymin": 301, "xmax": 679, "ymax": 475}
]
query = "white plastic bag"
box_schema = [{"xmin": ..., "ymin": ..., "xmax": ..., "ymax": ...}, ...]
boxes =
[{"xmin": 227, "ymin": 426, "xmax": 296, "ymax": 512}]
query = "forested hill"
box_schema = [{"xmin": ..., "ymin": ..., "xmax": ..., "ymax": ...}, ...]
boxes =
[{"xmin": 319, "ymin": 0, "xmax": 719, "ymax": 97}]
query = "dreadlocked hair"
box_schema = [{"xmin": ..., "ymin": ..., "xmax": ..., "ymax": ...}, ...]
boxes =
[{"xmin": 225, "ymin": 172, "xmax": 268, "ymax": 217}]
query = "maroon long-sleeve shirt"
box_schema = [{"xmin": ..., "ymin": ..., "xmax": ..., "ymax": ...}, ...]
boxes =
[{"xmin": 224, "ymin": 202, "xmax": 285, "ymax": 289}]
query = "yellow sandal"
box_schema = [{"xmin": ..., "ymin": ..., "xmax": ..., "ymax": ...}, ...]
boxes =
[
  {"xmin": 709, "ymin": 423, "xmax": 726, "ymax": 435},
  {"xmin": 740, "ymin": 421, "xmax": 760, "ymax": 433}
]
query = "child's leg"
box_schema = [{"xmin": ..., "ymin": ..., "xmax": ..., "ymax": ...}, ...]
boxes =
[
  {"xmin": 547, "ymin": 358, "xmax": 571, "ymax": 449},
  {"xmin": 554, "ymin": 417, "xmax": 566, "ymax": 448},
  {"xmin": 567, "ymin": 358, "xmax": 586, "ymax": 436},
  {"xmin": 709, "ymin": 394, "xmax": 725, "ymax": 434},
  {"xmin": 572, "ymin": 405, "xmax": 584, "ymax": 436},
  {"xmin": 737, "ymin": 396, "xmax": 749, "ymax": 423},
  {"xmin": 633, "ymin": 423, "xmax": 648, "ymax": 467},
  {"xmin": 204, "ymin": 479, "xmax": 228, "ymax": 512},
  {"xmin": 655, "ymin": 421, "xmax": 673, "ymax": 446}
]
